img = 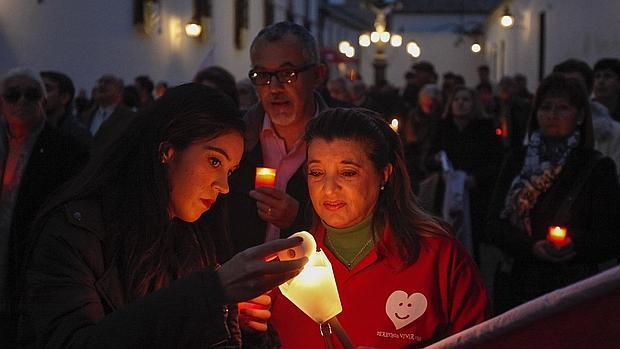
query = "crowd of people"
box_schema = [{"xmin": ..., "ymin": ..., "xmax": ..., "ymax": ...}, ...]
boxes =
[{"xmin": 1, "ymin": 20, "xmax": 619, "ymax": 348}]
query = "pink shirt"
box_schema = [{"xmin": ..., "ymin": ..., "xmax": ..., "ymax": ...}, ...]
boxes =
[{"xmin": 260, "ymin": 115, "xmax": 308, "ymax": 241}]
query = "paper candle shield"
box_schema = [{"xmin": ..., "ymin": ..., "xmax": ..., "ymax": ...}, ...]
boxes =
[{"xmin": 279, "ymin": 250, "xmax": 342, "ymax": 324}]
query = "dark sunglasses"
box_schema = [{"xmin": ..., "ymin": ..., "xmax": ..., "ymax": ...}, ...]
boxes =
[
  {"xmin": 248, "ymin": 63, "xmax": 315, "ymax": 86},
  {"xmin": 2, "ymin": 87, "xmax": 43, "ymax": 103}
]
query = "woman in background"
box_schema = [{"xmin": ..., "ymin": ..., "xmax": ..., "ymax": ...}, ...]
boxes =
[{"xmin": 485, "ymin": 74, "xmax": 620, "ymax": 313}]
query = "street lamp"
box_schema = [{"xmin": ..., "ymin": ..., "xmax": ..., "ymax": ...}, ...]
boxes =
[
  {"xmin": 338, "ymin": 40, "xmax": 355, "ymax": 58},
  {"xmin": 500, "ymin": 7, "xmax": 514, "ymax": 28},
  {"xmin": 471, "ymin": 42, "xmax": 481, "ymax": 53},
  {"xmin": 358, "ymin": 2, "xmax": 417, "ymax": 86},
  {"xmin": 185, "ymin": 18, "xmax": 202, "ymax": 37}
]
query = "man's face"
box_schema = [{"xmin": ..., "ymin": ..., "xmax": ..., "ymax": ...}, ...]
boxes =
[
  {"xmin": 593, "ymin": 69, "xmax": 620, "ymax": 100},
  {"xmin": 250, "ymin": 36, "xmax": 321, "ymax": 128},
  {"xmin": 94, "ymin": 75, "xmax": 121, "ymax": 106},
  {"xmin": 42, "ymin": 77, "xmax": 65, "ymax": 114},
  {"xmin": 1, "ymin": 75, "xmax": 45, "ymax": 126}
]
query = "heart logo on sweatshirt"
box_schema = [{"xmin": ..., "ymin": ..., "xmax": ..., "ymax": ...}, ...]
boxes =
[{"xmin": 385, "ymin": 290, "xmax": 427, "ymax": 330}]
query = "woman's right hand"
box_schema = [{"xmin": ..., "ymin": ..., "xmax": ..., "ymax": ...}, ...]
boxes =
[{"xmin": 217, "ymin": 237, "xmax": 308, "ymax": 303}]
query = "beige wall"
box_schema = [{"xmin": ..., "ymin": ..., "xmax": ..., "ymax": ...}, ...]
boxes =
[{"xmin": 484, "ymin": 0, "xmax": 620, "ymax": 91}]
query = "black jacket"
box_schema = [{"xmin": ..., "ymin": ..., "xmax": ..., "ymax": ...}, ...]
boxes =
[
  {"xmin": 23, "ymin": 200, "xmax": 240, "ymax": 348},
  {"xmin": 485, "ymin": 147, "xmax": 620, "ymax": 302},
  {"xmin": 3, "ymin": 123, "xmax": 88, "ymax": 346}
]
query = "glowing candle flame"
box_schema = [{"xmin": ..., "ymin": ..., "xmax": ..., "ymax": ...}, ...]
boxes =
[
  {"xmin": 255, "ymin": 167, "xmax": 277, "ymax": 188},
  {"xmin": 547, "ymin": 226, "xmax": 568, "ymax": 248}
]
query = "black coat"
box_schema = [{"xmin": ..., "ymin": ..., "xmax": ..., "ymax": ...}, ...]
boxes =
[
  {"xmin": 3, "ymin": 124, "xmax": 88, "ymax": 345},
  {"xmin": 485, "ymin": 146, "xmax": 620, "ymax": 306},
  {"xmin": 23, "ymin": 200, "xmax": 240, "ymax": 348},
  {"xmin": 427, "ymin": 118, "xmax": 504, "ymax": 244}
]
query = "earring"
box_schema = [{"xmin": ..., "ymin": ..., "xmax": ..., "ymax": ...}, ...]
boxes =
[{"xmin": 380, "ymin": 184, "xmax": 385, "ymax": 191}]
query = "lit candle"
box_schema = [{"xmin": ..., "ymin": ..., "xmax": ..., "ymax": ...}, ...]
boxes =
[
  {"xmin": 390, "ymin": 118, "xmax": 399, "ymax": 132},
  {"xmin": 279, "ymin": 250, "xmax": 342, "ymax": 324},
  {"xmin": 255, "ymin": 167, "xmax": 276, "ymax": 188},
  {"xmin": 547, "ymin": 226, "xmax": 569, "ymax": 248}
]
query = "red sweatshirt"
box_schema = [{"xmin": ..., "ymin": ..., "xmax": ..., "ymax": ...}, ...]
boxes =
[{"xmin": 270, "ymin": 226, "xmax": 490, "ymax": 348}]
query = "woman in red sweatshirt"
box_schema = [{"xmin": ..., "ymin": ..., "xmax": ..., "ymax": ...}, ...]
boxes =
[{"xmin": 267, "ymin": 108, "xmax": 490, "ymax": 348}]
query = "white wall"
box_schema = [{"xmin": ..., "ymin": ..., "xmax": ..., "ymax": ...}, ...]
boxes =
[
  {"xmin": 0, "ymin": 0, "xmax": 318, "ymax": 93},
  {"xmin": 484, "ymin": 0, "xmax": 620, "ymax": 91},
  {"xmin": 358, "ymin": 13, "xmax": 485, "ymax": 89}
]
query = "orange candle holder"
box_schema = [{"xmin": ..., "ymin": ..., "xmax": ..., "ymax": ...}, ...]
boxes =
[
  {"xmin": 255, "ymin": 167, "xmax": 277, "ymax": 188},
  {"xmin": 547, "ymin": 226, "xmax": 569, "ymax": 248}
]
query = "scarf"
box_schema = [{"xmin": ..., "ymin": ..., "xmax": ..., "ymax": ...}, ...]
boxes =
[{"xmin": 500, "ymin": 130, "xmax": 580, "ymax": 235}]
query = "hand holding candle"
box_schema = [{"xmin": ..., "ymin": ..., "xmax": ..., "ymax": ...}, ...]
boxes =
[{"xmin": 255, "ymin": 167, "xmax": 277, "ymax": 188}]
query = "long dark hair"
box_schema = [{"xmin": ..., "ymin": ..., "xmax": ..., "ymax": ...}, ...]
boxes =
[
  {"xmin": 304, "ymin": 108, "xmax": 449, "ymax": 266},
  {"xmin": 35, "ymin": 83, "xmax": 245, "ymax": 300},
  {"xmin": 527, "ymin": 73, "xmax": 594, "ymax": 149}
]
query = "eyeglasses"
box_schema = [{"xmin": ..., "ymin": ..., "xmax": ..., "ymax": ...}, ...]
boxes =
[
  {"xmin": 248, "ymin": 64, "xmax": 316, "ymax": 86},
  {"xmin": 2, "ymin": 87, "xmax": 43, "ymax": 104}
]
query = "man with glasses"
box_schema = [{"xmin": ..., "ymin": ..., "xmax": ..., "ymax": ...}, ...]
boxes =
[
  {"xmin": 227, "ymin": 21, "xmax": 327, "ymax": 253},
  {"xmin": 0, "ymin": 68, "xmax": 88, "ymax": 346},
  {"xmin": 223, "ymin": 21, "xmax": 327, "ymax": 340}
]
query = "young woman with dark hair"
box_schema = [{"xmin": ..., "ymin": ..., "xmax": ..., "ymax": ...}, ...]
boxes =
[
  {"xmin": 269, "ymin": 108, "xmax": 489, "ymax": 348},
  {"xmin": 22, "ymin": 83, "xmax": 307, "ymax": 348}
]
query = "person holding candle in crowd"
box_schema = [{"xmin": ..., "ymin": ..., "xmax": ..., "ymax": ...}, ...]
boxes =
[
  {"xmin": 269, "ymin": 108, "xmax": 490, "ymax": 348},
  {"xmin": 222, "ymin": 22, "xmax": 329, "ymax": 345},
  {"xmin": 485, "ymin": 74, "xmax": 620, "ymax": 314},
  {"xmin": 20, "ymin": 83, "xmax": 308, "ymax": 348},
  {"xmin": 226, "ymin": 21, "xmax": 328, "ymax": 253}
]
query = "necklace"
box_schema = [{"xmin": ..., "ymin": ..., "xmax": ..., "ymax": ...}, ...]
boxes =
[{"xmin": 326, "ymin": 234, "xmax": 373, "ymax": 269}]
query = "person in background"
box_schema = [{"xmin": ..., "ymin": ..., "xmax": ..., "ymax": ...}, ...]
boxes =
[
  {"xmin": 122, "ymin": 85, "xmax": 140, "ymax": 112},
  {"xmin": 73, "ymin": 88, "xmax": 92, "ymax": 117},
  {"xmin": 236, "ymin": 79, "xmax": 258, "ymax": 116},
  {"xmin": 514, "ymin": 73, "xmax": 533, "ymax": 105},
  {"xmin": 553, "ymin": 58, "xmax": 620, "ymax": 184},
  {"xmin": 194, "ymin": 66, "xmax": 240, "ymax": 108},
  {"xmin": 492, "ymin": 76, "xmax": 531, "ymax": 150},
  {"xmin": 326, "ymin": 77, "xmax": 352, "ymax": 105},
  {"xmin": 80, "ymin": 74, "xmax": 136, "ymax": 151},
  {"xmin": 349, "ymin": 79, "xmax": 381, "ymax": 112},
  {"xmin": 0, "ymin": 68, "xmax": 88, "ymax": 346},
  {"xmin": 401, "ymin": 83, "xmax": 443, "ymax": 192},
  {"xmin": 475, "ymin": 65, "xmax": 495, "ymax": 114},
  {"xmin": 225, "ymin": 22, "xmax": 328, "ymax": 347},
  {"xmin": 270, "ymin": 108, "xmax": 490, "ymax": 348},
  {"xmin": 154, "ymin": 81, "xmax": 168, "ymax": 99},
  {"xmin": 40, "ymin": 70, "xmax": 92, "ymax": 147},
  {"xmin": 485, "ymin": 74, "xmax": 620, "ymax": 313},
  {"xmin": 441, "ymin": 72, "xmax": 458, "ymax": 103},
  {"xmin": 593, "ymin": 58, "xmax": 620, "ymax": 121},
  {"xmin": 21, "ymin": 83, "xmax": 307, "ymax": 348},
  {"xmin": 134, "ymin": 75, "xmax": 155, "ymax": 111},
  {"xmin": 428, "ymin": 86, "xmax": 504, "ymax": 262}
]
